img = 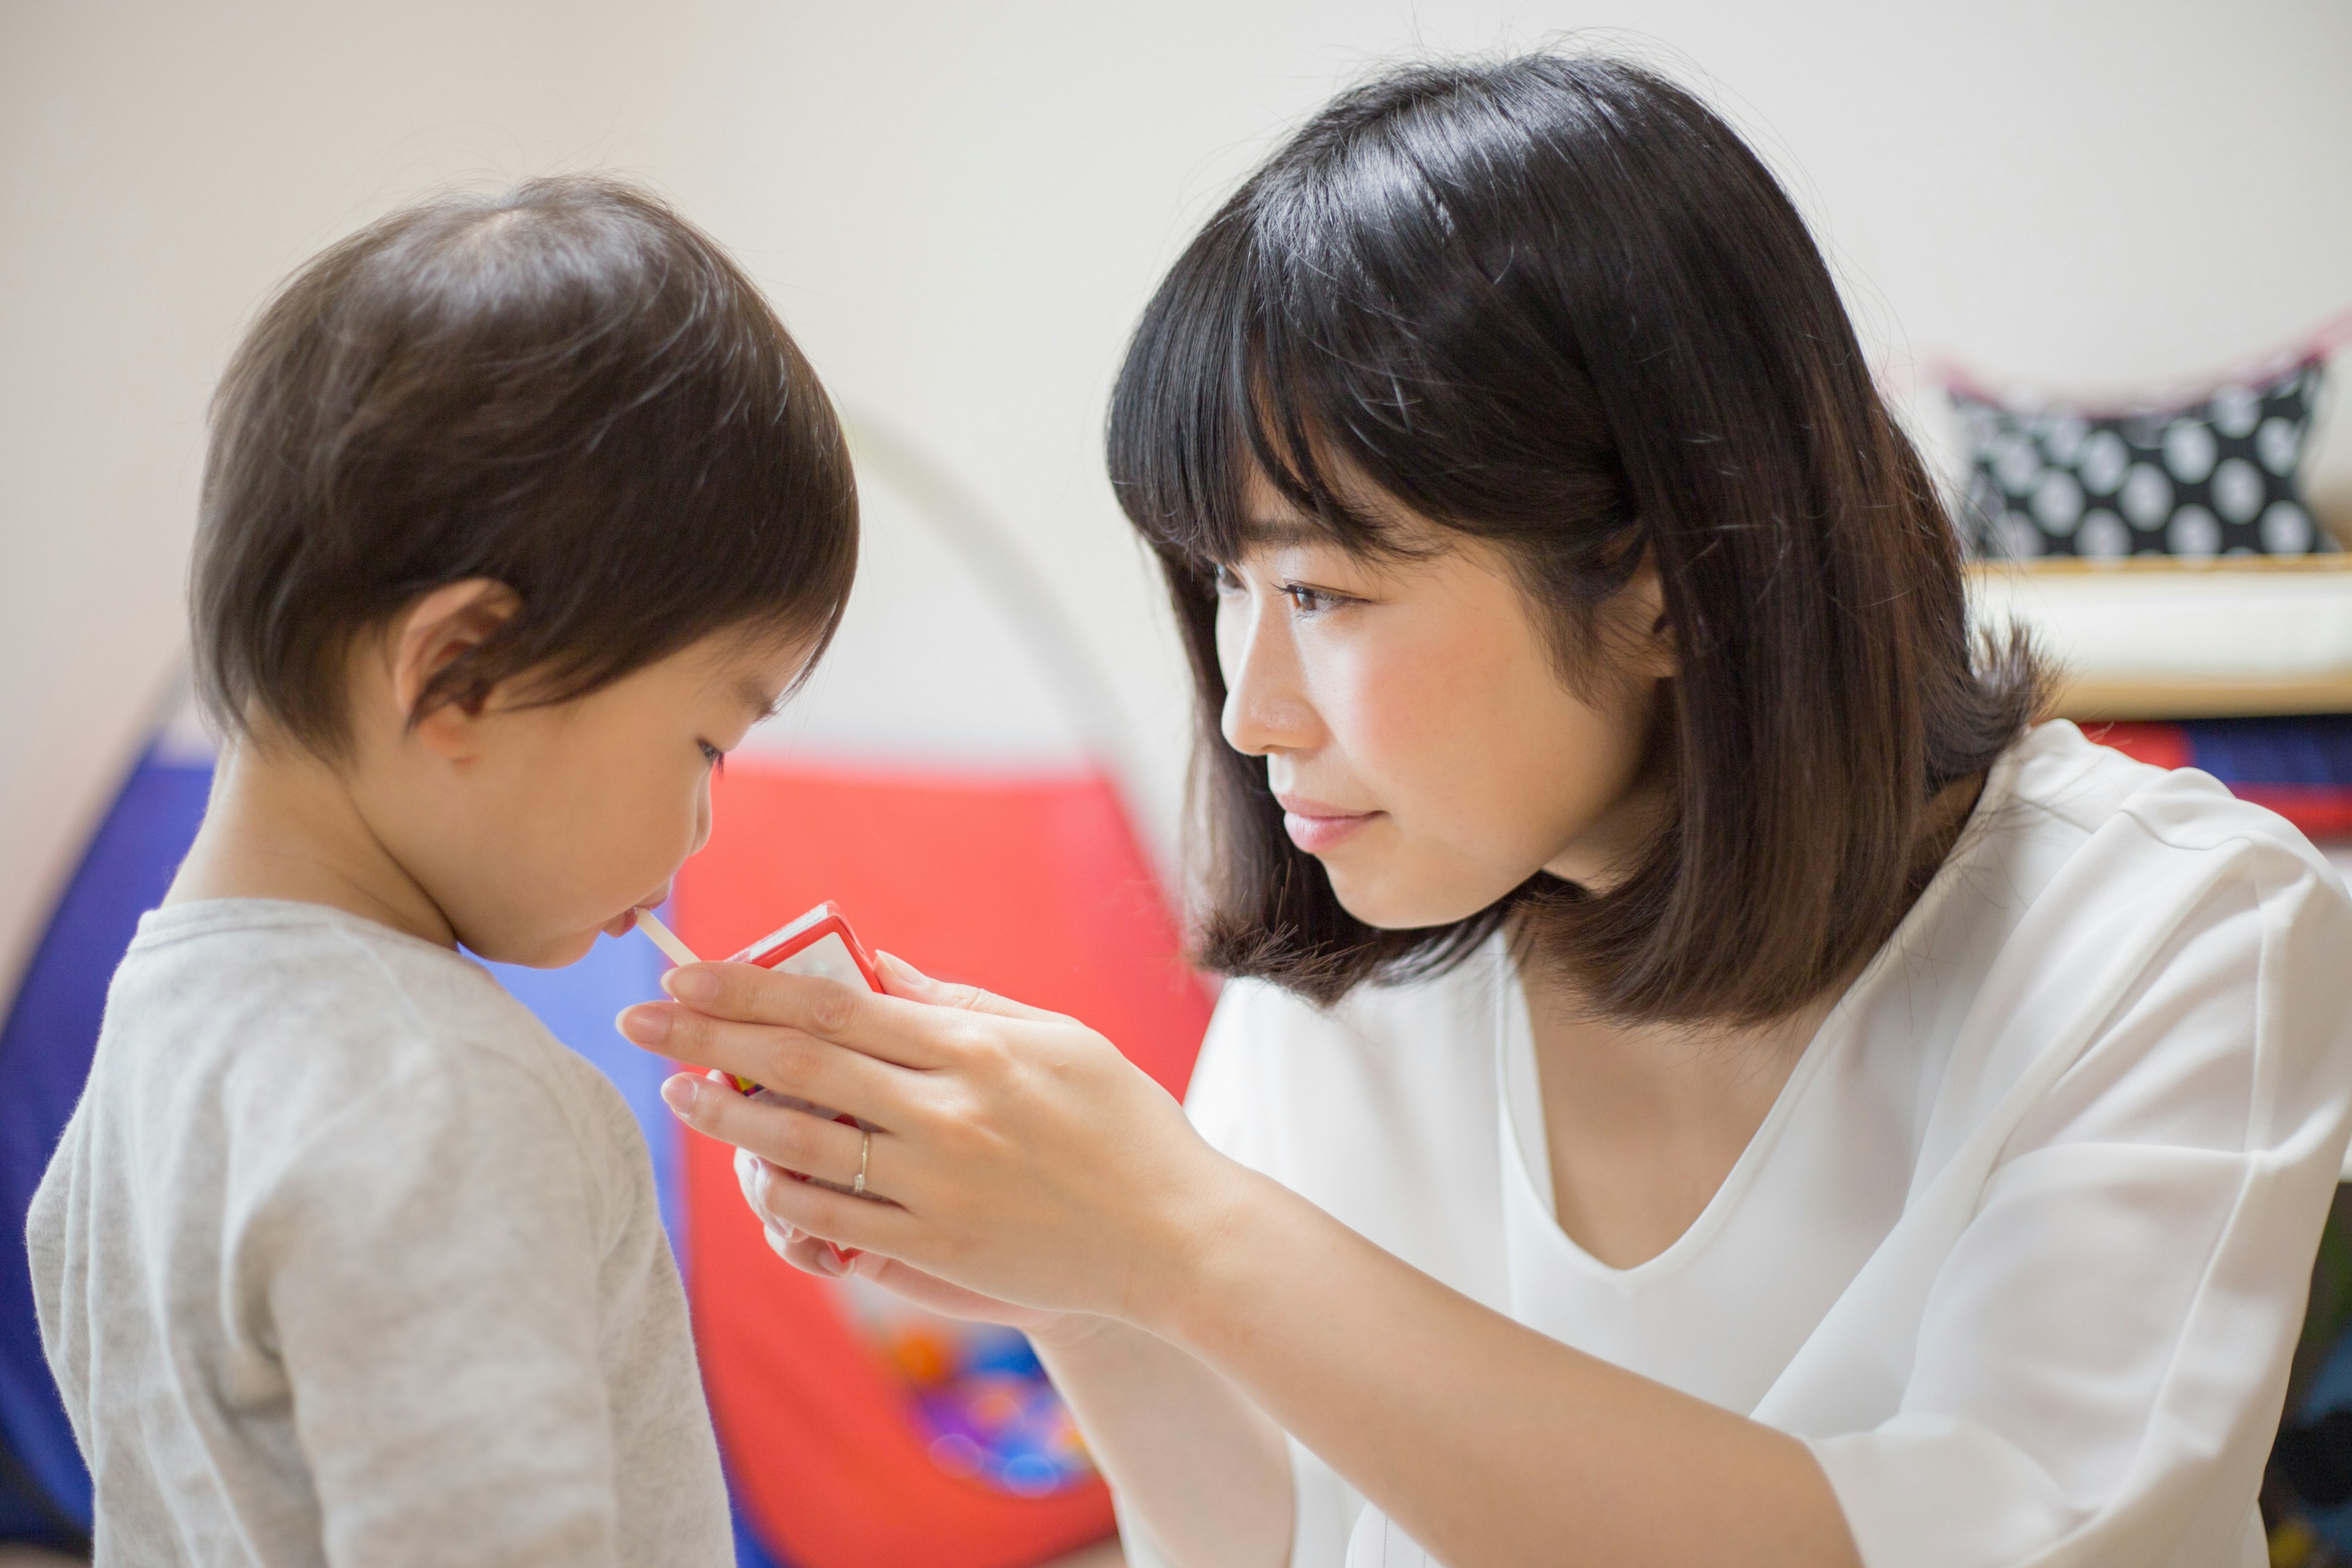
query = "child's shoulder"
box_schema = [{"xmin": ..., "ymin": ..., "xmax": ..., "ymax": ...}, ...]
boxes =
[{"xmin": 113, "ymin": 899, "xmax": 637, "ymax": 1163}]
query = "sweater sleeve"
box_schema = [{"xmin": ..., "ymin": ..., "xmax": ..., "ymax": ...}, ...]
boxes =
[
  {"xmin": 1807, "ymin": 837, "xmax": 2352, "ymax": 1568},
  {"xmin": 244, "ymin": 1047, "xmax": 626, "ymax": 1568}
]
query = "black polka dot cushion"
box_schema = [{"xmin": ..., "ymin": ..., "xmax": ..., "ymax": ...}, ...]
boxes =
[{"xmin": 1950, "ymin": 358, "xmax": 2331, "ymax": 560}]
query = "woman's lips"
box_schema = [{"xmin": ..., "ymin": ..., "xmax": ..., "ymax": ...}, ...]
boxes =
[{"xmin": 1278, "ymin": 797, "xmax": 1380, "ymax": 853}]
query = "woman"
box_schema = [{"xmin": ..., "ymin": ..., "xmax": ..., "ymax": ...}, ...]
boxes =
[{"xmin": 619, "ymin": 54, "xmax": 2352, "ymax": 1567}]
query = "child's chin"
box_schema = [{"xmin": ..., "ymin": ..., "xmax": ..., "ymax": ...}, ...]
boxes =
[{"xmin": 479, "ymin": 927, "xmax": 604, "ymax": 970}]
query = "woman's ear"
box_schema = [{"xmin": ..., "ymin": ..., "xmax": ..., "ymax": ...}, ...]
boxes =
[
  {"xmin": 386, "ymin": 579, "xmax": 522, "ymax": 758},
  {"xmin": 1616, "ymin": 549, "xmax": 1678, "ymax": 681}
]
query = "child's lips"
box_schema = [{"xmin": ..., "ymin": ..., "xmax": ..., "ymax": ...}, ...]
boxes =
[{"xmin": 603, "ymin": 886, "xmax": 676, "ymax": 938}]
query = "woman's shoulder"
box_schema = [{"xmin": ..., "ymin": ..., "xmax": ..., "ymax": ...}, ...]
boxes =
[
  {"xmin": 1995, "ymin": 719, "xmax": 2339, "ymax": 880},
  {"xmin": 1185, "ymin": 945, "xmax": 1507, "ymax": 1164},
  {"xmin": 1195, "ymin": 942, "xmax": 1504, "ymax": 1076},
  {"xmin": 1183, "ymin": 946, "xmax": 1517, "ymax": 1302},
  {"xmin": 1933, "ymin": 719, "xmax": 2352, "ymax": 1006},
  {"xmin": 1890, "ymin": 721, "xmax": 2352, "ymax": 1165},
  {"xmin": 1921, "ymin": 721, "xmax": 2350, "ymax": 975}
]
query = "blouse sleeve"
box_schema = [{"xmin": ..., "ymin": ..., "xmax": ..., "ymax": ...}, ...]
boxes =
[
  {"xmin": 1807, "ymin": 833, "xmax": 2352, "ymax": 1568},
  {"xmin": 1176, "ymin": 980, "xmax": 1374, "ymax": 1568},
  {"xmin": 1183, "ymin": 978, "xmax": 1289, "ymax": 1173}
]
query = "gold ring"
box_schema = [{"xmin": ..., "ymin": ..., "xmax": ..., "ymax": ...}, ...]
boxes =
[{"xmin": 853, "ymin": 1129, "xmax": 870, "ymax": 1199}]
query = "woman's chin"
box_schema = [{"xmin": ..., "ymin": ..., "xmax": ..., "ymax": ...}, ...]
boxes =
[{"xmin": 1322, "ymin": 862, "xmax": 1517, "ymax": 932}]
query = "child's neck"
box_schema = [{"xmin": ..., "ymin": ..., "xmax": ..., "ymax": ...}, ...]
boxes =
[{"xmin": 168, "ymin": 741, "xmax": 458, "ymax": 950}]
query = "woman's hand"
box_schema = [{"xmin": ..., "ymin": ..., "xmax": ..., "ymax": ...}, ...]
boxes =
[
  {"xmin": 630, "ymin": 954, "xmax": 1856, "ymax": 1568},
  {"xmin": 617, "ymin": 952, "xmax": 1249, "ymax": 1333},
  {"xmin": 731, "ymin": 1141, "xmax": 1098, "ymax": 1342}
]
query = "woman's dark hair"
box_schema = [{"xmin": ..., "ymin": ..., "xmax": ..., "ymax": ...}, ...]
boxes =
[
  {"xmin": 193, "ymin": 174, "xmax": 856, "ymax": 756},
  {"xmin": 1108, "ymin": 53, "xmax": 2040, "ymax": 1025}
]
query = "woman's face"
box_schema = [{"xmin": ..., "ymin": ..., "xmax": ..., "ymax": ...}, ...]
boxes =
[{"xmin": 1213, "ymin": 482, "xmax": 1673, "ymax": 929}]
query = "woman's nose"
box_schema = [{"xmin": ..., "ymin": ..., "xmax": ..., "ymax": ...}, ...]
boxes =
[{"xmin": 1219, "ymin": 600, "xmax": 1317, "ymax": 758}]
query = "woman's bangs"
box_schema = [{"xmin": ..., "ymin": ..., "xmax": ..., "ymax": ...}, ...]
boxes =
[{"xmin": 1108, "ymin": 220, "xmax": 1379, "ymax": 569}]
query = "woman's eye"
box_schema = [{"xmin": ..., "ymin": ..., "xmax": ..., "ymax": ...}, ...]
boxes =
[
  {"xmin": 1283, "ymin": 584, "xmax": 1343, "ymax": 614},
  {"xmin": 698, "ymin": 740, "xmax": 726, "ymax": 771},
  {"xmin": 1210, "ymin": 562, "xmax": 1245, "ymax": 594}
]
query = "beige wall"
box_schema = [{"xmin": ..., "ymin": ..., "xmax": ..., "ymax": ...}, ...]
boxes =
[{"xmin": 4, "ymin": 0, "xmax": 2350, "ymax": 981}]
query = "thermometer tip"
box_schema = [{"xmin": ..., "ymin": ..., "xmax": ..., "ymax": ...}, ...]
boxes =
[{"xmin": 633, "ymin": 907, "xmax": 701, "ymax": 968}]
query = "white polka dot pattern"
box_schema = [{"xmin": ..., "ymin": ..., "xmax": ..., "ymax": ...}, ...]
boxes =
[
  {"xmin": 2212, "ymin": 458, "xmax": 2266, "ymax": 523},
  {"xmin": 2167, "ymin": 505, "xmax": 2221, "ymax": 559},
  {"xmin": 2263, "ymin": 500, "xmax": 2316, "ymax": 554},
  {"xmin": 1951, "ymin": 359, "xmax": 2329, "ymax": 559}
]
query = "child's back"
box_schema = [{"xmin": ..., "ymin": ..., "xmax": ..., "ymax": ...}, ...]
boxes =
[
  {"xmin": 32, "ymin": 902, "xmax": 723, "ymax": 1563},
  {"xmin": 24, "ymin": 175, "xmax": 859, "ymax": 1563}
]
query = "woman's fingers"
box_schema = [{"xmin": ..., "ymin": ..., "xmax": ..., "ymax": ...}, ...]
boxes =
[
  {"xmin": 619, "ymin": 1001, "xmax": 913, "ymax": 1120},
  {"xmin": 742, "ymin": 1152, "xmax": 919, "ymax": 1257},
  {"xmin": 872, "ymin": 951, "xmax": 1071, "ymax": 1025},
  {"xmin": 738, "ymin": 1149, "xmax": 853, "ymax": 1275},
  {"xmin": 652, "ymin": 961, "xmax": 959, "ymax": 1069},
  {"xmin": 765, "ymin": 1222, "xmax": 854, "ymax": 1277},
  {"xmin": 663, "ymin": 1074, "xmax": 880, "ymax": 1195}
]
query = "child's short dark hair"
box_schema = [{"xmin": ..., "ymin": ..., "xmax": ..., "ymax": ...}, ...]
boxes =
[{"xmin": 192, "ymin": 175, "xmax": 857, "ymax": 755}]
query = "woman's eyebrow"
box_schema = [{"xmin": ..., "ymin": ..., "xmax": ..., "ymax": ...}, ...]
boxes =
[{"xmin": 1237, "ymin": 517, "xmax": 1327, "ymax": 550}]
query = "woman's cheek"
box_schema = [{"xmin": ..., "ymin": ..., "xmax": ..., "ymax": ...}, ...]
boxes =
[{"xmin": 1321, "ymin": 638, "xmax": 1459, "ymax": 809}]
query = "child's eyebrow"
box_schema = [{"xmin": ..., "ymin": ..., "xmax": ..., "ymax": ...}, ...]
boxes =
[{"xmin": 732, "ymin": 676, "xmax": 783, "ymax": 722}]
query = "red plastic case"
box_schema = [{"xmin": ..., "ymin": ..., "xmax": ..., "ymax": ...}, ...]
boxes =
[
  {"xmin": 725, "ymin": 903, "xmax": 881, "ymax": 1259},
  {"xmin": 723, "ymin": 902, "xmax": 884, "ymax": 1095},
  {"xmin": 730, "ymin": 900, "xmax": 886, "ymax": 990}
]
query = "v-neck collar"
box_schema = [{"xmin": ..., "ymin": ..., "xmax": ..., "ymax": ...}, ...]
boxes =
[{"xmin": 1490, "ymin": 731, "xmax": 2035, "ymax": 1281}]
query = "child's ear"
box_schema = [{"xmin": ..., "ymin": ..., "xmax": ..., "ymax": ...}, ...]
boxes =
[{"xmin": 388, "ymin": 579, "xmax": 523, "ymax": 758}]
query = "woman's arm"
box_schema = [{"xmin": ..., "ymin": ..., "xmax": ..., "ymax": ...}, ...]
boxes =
[
  {"xmin": 625, "ymin": 959, "xmax": 1861, "ymax": 1568},
  {"xmin": 1031, "ymin": 1313, "xmax": 1292, "ymax": 1565},
  {"xmin": 748, "ymin": 1174, "xmax": 1292, "ymax": 1566},
  {"xmin": 1157, "ymin": 1167, "xmax": 1856, "ymax": 1567}
]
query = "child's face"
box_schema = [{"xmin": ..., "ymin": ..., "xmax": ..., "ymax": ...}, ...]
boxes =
[{"xmin": 356, "ymin": 628, "xmax": 807, "ymax": 968}]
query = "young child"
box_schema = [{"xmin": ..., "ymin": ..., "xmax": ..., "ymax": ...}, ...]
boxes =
[{"xmin": 26, "ymin": 176, "xmax": 858, "ymax": 1564}]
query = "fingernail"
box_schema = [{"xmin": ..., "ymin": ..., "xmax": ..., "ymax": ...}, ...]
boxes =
[
  {"xmin": 877, "ymin": 951, "xmax": 922, "ymax": 984},
  {"xmin": 663, "ymin": 966, "xmax": 718, "ymax": 1005},
  {"xmin": 616, "ymin": 1005, "xmax": 672, "ymax": 1046},
  {"xmin": 816, "ymin": 1245, "xmax": 848, "ymax": 1276},
  {"xmin": 660, "ymin": 1074, "xmax": 702, "ymax": 1118}
]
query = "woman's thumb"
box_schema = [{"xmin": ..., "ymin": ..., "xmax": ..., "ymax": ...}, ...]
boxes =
[{"xmin": 873, "ymin": 949, "xmax": 950, "ymax": 998}]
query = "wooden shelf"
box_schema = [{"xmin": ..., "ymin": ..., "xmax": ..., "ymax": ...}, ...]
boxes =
[{"xmin": 1966, "ymin": 559, "xmax": 2352, "ymax": 720}]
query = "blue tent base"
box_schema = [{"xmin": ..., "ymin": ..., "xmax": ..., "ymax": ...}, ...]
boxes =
[
  {"xmin": 0, "ymin": 1433, "xmax": 89, "ymax": 1555},
  {"xmin": 0, "ymin": 750, "xmax": 210, "ymax": 1541}
]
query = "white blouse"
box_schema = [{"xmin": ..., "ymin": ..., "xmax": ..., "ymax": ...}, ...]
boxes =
[{"xmin": 1168, "ymin": 722, "xmax": 2352, "ymax": 1568}]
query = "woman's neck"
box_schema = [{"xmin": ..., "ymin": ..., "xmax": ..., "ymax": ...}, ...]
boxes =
[
  {"xmin": 1517, "ymin": 767, "xmax": 1988, "ymax": 1268},
  {"xmin": 1518, "ymin": 960, "xmax": 1838, "ymax": 1270}
]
